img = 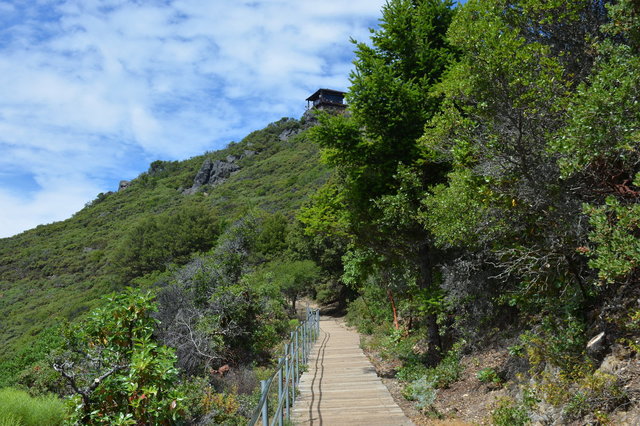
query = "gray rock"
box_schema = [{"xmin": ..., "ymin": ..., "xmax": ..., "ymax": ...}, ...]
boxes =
[
  {"xmin": 184, "ymin": 158, "xmax": 240, "ymax": 194},
  {"xmin": 118, "ymin": 180, "xmax": 130, "ymax": 191},
  {"xmin": 192, "ymin": 159, "xmax": 214, "ymax": 188},
  {"xmin": 279, "ymin": 128, "xmax": 299, "ymax": 141},
  {"xmin": 587, "ymin": 331, "xmax": 607, "ymax": 357},
  {"xmin": 243, "ymin": 150, "xmax": 256, "ymax": 158},
  {"xmin": 226, "ymin": 155, "xmax": 238, "ymax": 163},
  {"xmin": 208, "ymin": 159, "xmax": 239, "ymax": 185}
]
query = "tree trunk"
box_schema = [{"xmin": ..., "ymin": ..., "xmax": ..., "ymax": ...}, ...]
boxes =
[
  {"xmin": 387, "ymin": 289, "xmax": 399, "ymax": 330},
  {"xmin": 418, "ymin": 243, "xmax": 442, "ymax": 364}
]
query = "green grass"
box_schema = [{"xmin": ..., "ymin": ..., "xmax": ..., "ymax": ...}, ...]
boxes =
[{"xmin": 0, "ymin": 388, "xmax": 66, "ymax": 426}]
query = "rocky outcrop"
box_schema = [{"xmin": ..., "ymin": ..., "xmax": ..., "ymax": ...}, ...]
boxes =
[
  {"xmin": 183, "ymin": 157, "xmax": 241, "ymax": 195},
  {"xmin": 118, "ymin": 180, "xmax": 131, "ymax": 191},
  {"xmin": 279, "ymin": 128, "xmax": 299, "ymax": 141}
]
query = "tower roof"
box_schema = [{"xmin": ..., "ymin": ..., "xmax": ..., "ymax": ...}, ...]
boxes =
[{"xmin": 306, "ymin": 88, "xmax": 346, "ymax": 102}]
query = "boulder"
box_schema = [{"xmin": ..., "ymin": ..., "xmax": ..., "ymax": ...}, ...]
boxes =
[
  {"xmin": 118, "ymin": 180, "xmax": 130, "ymax": 191},
  {"xmin": 207, "ymin": 159, "xmax": 240, "ymax": 185},
  {"xmin": 587, "ymin": 331, "xmax": 607, "ymax": 357},
  {"xmin": 192, "ymin": 159, "xmax": 214, "ymax": 188},
  {"xmin": 184, "ymin": 158, "xmax": 240, "ymax": 194},
  {"xmin": 279, "ymin": 128, "xmax": 299, "ymax": 141}
]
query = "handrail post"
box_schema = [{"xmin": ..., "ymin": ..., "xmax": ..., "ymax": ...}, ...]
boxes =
[
  {"xmin": 295, "ymin": 329, "xmax": 299, "ymax": 387},
  {"xmin": 277, "ymin": 357, "xmax": 283, "ymax": 426},
  {"xmin": 261, "ymin": 380, "xmax": 268, "ymax": 426},
  {"xmin": 308, "ymin": 310, "xmax": 312, "ymax": 342},
  {"xmin": 309, "ymin": 320, "xmax": 312, "ymax": 358},
  {"xmin": 290, "ymin": 332, "xmax": 296, "ymax": 406},
  {"xmin": 284, "ymin": 344, "xmax": 290, "ymax": 420},
  {"xmin": 302, "ymin": 321, "xmax": 307, "ymax": 363}
]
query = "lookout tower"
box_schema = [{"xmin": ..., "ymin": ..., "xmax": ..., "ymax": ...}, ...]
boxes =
[{"xmin": 306, "ymin": 89, "xmax": 347, "ymax": 111}]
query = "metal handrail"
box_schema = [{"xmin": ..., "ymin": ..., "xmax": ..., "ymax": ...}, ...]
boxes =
[{"xmin": 249, "ymin": 307, "xmax": 321, "ymax": 426}]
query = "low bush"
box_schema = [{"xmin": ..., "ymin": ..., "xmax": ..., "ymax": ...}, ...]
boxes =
[
  {"xmin": 402, "ymin": 376, "xmax": 437, "ymax": 410},
  {"xmin": 491, "ymin": 397, "xmax": 530, "ymax": 426},
  {"xmin": 400, "ymin": 341, "xmax": 465, "ymax": 411},
  {"xmin": 397, "ymin": 362, "xmax": 430, "ymax": 383},
  {"xmin": 477, "ymin": 367, "xmax": 502, "ymax": 385}
]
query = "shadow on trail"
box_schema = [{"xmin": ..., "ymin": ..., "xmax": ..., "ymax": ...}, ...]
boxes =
[{"xmin": 307, "ymin": 325, "xmax": 330, "ymax": 426}]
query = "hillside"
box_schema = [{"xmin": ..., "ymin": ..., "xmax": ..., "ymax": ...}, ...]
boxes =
[{"xmin": 0, "ymin": 116, "xmax": 329, "ymax": 371}]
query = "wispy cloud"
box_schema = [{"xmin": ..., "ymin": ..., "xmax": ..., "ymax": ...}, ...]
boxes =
[{"xmin": 0, "ymin": 0, "xmax": 384, "ymax": 238}]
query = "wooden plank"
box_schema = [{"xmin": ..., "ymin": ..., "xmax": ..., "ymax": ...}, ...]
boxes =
[{"xmin": 291, "ymin": 317, "xmax": 414, "ymax": 426}]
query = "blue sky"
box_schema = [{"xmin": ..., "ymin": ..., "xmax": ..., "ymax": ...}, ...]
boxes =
[{"xmin": 0, "ymin": 0, "xmax": 386, "ymax": 238}]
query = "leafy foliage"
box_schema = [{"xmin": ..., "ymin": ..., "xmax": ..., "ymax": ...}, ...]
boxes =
[
  {"xmin": 155, "ymin": 255, "xmax": 290, "ymax": 375},
  {"xmin": 401, "ymin": 341, "xmax": 465, "ymax": 411},
  {"xmin": 53, "ymin": 288, "xmax": 184, "ymax": 424},
  {"xmin": 491, "ymin": 397, "xmax": 530, "ymax": 426},
  {"xmin": 112, "ymin": 202, "xmax": 224, "ymax": 280},
  {"xmin": 253, "ymin": 259, "xmax": 321, "ymax": 312},
  {"xmin": 584, "ymin": 196, "xmax": 640, "ymax": 283},
  {"xmin": 308, "ymin": 0, "xmax": 457, "ymax": 361}
]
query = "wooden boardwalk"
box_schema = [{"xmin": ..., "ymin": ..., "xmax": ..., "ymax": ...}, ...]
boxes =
[{"xmin": 292, "ymin": 317, "xmax": 414, "ymax": 426}]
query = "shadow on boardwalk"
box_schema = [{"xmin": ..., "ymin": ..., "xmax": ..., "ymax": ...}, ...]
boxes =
[{"xmin": 292, "ymin": 316, "xmax": 414, "ymax": 426}]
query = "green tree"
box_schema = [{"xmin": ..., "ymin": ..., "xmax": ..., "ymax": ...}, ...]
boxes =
[
  {"xmin": 254, "ymin": 212, "xmax": 289, "ymax": 258},
  {"xmin": 419, "ymin": 0, "xmax": 640, "ymax": 340},
  {"xmin": 113, "ymin": 203, "xmax": 222, "ymax": 280},
  {"xmin": 308, "ymin": 0, "xmax": 457, "ymax": 357},
  {"xmin": 421, "ymin": 0, "xmax": 613, "ymax": 297},
  {"xmin": 256, "ymin": 259, "xmax": 321, "ymax": 313}
]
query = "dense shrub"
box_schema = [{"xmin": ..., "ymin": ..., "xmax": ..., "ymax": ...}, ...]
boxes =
[
  {"xmin": 113, "ymin": 202, "xmax": 223, "ymax": 279},
  {"xmin": 155, "ymin": 253, "xmax": 290, "ymax": 375},
  {"xmin": 491, "ymin": 397, "xmax": 530, "ymax": 426},
  {"xmin": 400, "ymin": 341, "xmax": 465, "ymax": 411}
]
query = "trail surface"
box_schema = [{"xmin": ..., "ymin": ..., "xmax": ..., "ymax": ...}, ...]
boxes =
[{"xmin": 292, "ymin": 316, "xmax": 414, "ymax": 426}]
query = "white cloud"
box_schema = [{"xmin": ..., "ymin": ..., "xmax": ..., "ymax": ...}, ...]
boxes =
[
  {"xmin": 0, "ymin": 0, "xmax": 386, "ymax": 238},
  {"xmin": 0, "ymin": 179, "xmax": 102, "ymax": 239}
]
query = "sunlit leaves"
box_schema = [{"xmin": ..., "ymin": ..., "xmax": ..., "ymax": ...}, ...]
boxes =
[
  {"xmin": 554, "ymin": 43, "xmax": 640, "ymax": 176},
  {"xmin": 584, "ymin": 196, "xmax": 640, "ymax": 283},
  {"xmin": 55, "ymin": 288, "xmax": 184, "ymax": 424}
]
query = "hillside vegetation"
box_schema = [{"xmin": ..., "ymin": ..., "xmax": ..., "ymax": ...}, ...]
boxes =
[
  {"xmin": 2, "ymin": 0, "xmax": 640, "ymax": 424},
  {"xmin": 0, "ymin": 116, "xmax": 328, "ymax": 378}
]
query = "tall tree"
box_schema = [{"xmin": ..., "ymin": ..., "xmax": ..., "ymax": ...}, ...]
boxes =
[
  {"xmin": 307, "ymin": 0, "xmax": 457, "ymax": 359},
  {"xmin": 421, "ymin": 0, "xmax": 638, "ymax": 320}
]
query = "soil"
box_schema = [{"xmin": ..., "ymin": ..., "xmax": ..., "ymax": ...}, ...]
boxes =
[{"xmin": 362, "ymin": 335, "xmax": 640, "ymax": 425}]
